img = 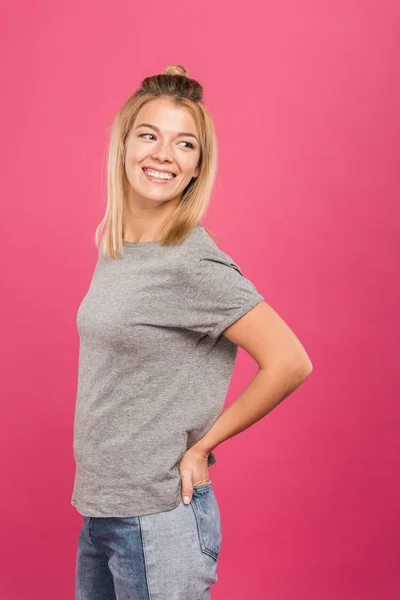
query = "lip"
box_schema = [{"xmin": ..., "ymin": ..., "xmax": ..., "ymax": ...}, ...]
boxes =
[
  {"xmin": 142, "ymin": 166, "xmax": 176, "ymax": 176},
  {"xmin": 142, "ymin": 168, "xmax": 176, "ymax": 184}
]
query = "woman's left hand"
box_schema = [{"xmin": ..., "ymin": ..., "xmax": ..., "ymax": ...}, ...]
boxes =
[{"xmin": 179, "ymin": 445, "xmax": 211, "ymax": 504}]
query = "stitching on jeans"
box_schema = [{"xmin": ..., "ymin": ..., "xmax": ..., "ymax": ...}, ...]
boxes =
[
  {"xmin": 138, "ymin": 516, "xmax": 152, "ymax": 600},
  {"xmin": 190, "ymin": 501, "xmax": 205, "ymax": 555},
  {"xmin": 87, "ymin": 517, "xmax": 97, "ymax": 546}
]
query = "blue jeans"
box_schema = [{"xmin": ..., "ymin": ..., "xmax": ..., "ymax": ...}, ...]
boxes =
[{"xmin": 75, "ymin": 482, "xmax": 222, "ymax": 599}]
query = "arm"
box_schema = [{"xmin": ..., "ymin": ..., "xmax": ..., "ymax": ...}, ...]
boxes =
[{"xmin": 192, "ymin": 300, "xmax": 313, "ymax": 456}]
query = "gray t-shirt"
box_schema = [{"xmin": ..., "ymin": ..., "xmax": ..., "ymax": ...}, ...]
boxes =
[{"xmin": 71, "ymin": 225, "xmax": 264, "ymax": 517}]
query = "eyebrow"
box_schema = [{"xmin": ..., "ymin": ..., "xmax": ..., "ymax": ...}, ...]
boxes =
[{"xmin": 134, "ymin": 123, "xmax": 198, "ymax": 142}]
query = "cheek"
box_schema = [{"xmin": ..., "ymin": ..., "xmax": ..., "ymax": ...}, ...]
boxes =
[
  {"xmin": 126, "ymin": 141, "xmax": 148, "ymax": 166},
  {"xmin": 181, "ymin": 154, "xmax": 200, "ymax": 174}
]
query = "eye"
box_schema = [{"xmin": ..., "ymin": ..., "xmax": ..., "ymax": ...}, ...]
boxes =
[
  {"xmin": 178, "ymin": 141, "xmax": 195, "ymax": 149},
  {"xmin": 138, "ymin": 133, "xmax": 195, "ymax": 149}
]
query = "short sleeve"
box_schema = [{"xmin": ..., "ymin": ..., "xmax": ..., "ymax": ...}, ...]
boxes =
[{"xmin": 183, "ymin": 255, "xmax": 264, "ymax": 339}]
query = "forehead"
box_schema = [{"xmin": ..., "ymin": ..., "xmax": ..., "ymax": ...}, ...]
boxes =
[{"xmin": 134, "ymin": 98, "xmax": 198, "ymax": 133}]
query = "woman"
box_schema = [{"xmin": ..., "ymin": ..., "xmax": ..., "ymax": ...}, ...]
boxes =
[{"xmin": 72, "ymin": 64, "xmax": 313, "ymax": 599}]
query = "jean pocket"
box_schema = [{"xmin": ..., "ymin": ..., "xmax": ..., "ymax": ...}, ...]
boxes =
[{"xmin": 190, "ymin": 482, "xmax": 222, "ymax": 560}]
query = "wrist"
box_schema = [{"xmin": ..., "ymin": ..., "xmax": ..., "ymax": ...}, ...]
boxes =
[{"xmin": 191, "ymin": 440, "xmax": 214, "ymax": 457}]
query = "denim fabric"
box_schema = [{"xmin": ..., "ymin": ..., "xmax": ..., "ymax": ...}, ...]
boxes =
[{"xmin": 75, "ymin": 482, "xmax": 222, "ymax": 600}]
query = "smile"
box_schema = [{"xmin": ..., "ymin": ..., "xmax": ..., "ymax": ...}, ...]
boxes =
[{"xmin": 142, "ymin": 168, "xmax": 176, "ymax": 182}]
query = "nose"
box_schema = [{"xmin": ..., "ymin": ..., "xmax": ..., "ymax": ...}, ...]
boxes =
[{"xmin": 151, "ymin": 139, "xmax": 174, "ymax": 163}]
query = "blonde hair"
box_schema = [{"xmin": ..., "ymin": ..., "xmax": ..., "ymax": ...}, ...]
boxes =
[{"xmin": 95, "ymin": 64, "xmax": 221, "ymax": 259}]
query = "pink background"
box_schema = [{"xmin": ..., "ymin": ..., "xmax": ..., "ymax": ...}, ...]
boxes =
[{"xmin": 1, "ymin": 1, "xmax": 399, "ymax": 598}]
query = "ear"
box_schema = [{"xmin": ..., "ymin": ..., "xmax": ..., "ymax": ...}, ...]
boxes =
[{"xmin": 193, "ymin": 165, "xmax": 200, "ymax": 178}]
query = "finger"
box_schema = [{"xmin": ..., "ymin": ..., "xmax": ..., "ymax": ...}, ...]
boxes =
[{"xmin": 180, "ymin": 469, "xmax": 193, "ymax": 505}]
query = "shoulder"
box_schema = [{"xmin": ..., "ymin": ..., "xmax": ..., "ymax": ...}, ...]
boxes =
[{"xmin": 181, "ymin": 226, "xmax": 244, "ymax": 276}]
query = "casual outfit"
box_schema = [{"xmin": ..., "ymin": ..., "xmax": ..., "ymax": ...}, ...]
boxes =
[{"xmin": 72, "ymin": 225, "xmax": 264, "ymax": 598}]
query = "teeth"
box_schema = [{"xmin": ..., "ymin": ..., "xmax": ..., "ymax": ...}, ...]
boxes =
[{"xmin": 143, "ymin": 168, "xmax": 175, "ymax": 180}]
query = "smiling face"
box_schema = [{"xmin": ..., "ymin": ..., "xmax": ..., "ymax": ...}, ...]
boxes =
[{"xmin": 124, "ymin": 98, "xmax": 201, "ymax": 206}]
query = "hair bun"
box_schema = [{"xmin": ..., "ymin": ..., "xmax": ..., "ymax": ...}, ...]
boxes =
[
  {"xmin": 141, "ymin": 64, "xmax": 203, "ymax": 103},
  {"xmin": 163, "ymin": 64, "xmax": 190, "ymax": 78}
]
